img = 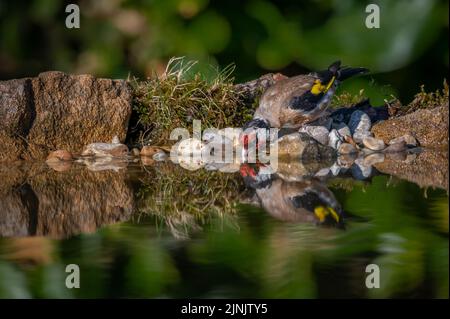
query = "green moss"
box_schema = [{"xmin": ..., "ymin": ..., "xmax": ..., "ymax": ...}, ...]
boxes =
[
  {"xmin": 384, "ymin": 80, "xmax": 448, "ymax": 117},
  {"xmin": 132, "ymin": 57, "xmax": 255, "ymax": 146},
  {"xmin": 405, "ymin": 80, "xmax": 449, "ymax": 112},
  {"xmin": 331, "ymin": 89, "xmax": 368, "ymax": 108}
]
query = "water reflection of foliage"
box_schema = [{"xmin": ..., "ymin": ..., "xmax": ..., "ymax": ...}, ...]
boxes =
[
  {"xmin": 0, "ymin": 173, "xmax": 448, "ymax": 298},
  {"xmin": 0, "ymin": 161, "xmax": 448, "ymax": 298},
  {"xmin": 136, "ymin": 162, "xmax": 246, "ymax": 238}
]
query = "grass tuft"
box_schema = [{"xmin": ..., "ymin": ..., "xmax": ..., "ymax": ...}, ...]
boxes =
[
  {"xmin": 131, "ymin": 57, "xmax": 255, "ymax": 146},
  {"xmin": 405, "ymin": 80, "xmax": 449, "ymax": 113}
]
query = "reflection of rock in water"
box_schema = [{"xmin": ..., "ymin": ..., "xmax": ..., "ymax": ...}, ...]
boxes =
[
  {"xmin": 374, "ymin": 150, "xmax": 449, "ymax": 192},
  {"xmin": 0, "ymin": 163, "xmax": 31, "ymax": 237},
  {"xmin": 0, "ymin": 163, "xmax": 134, "ymax": 238}
]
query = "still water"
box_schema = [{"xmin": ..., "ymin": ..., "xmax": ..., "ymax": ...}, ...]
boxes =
[{"xmin": 0, "ymin": 150, "xmax": 448, "ymax": 298}]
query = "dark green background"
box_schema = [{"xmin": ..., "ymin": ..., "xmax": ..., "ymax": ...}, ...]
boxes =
[{"xmin": 0, "ymin": 0, "xmax": 448, "ymax": 103}]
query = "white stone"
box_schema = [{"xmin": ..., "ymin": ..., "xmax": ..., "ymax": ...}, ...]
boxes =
[
  {"xmin": 315, "ymin": 167, "xmax": 331, "ymax": 177},
  {"xmin": 330, "ymin": 162, "xmax": 341, "ymax": 176},
  {"xmin": 299, "ymin": 125, "xmax": 330, "ymax": 145},
  {"xmin": 353, "ymin": 130, "xmax": 373, "ymax": 144},
  {"xmin": 351, "ymin": 158, "xmax": 372, "ymax": 179},
  {"xmin": 362, "ymin": 136, "xmax": 386, "ymax": 151},
  {"xmin": 348, "ymin": 110, "xmax": 371, "ymax": 134},
  {"xmin": 328, "ymin": 129, "xmax": 343, "ymax": 149},
  {"xmin": 112, "ymin": 135, "xmax": 120, "ymax": 144},
  {"xmin": 332, "ymin": 122, "xmax": 352, "ymax": 138}
]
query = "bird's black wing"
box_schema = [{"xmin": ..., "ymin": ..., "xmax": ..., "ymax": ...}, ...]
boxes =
[{"xmin": 289, "ymin": 91, "xmax": 324, "ymax": 112}]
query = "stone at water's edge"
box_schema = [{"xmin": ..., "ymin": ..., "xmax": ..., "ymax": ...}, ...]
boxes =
[
  {"xmin": 371, "ymin": 106, "xmax": 449, "ymax": 149},
  {"xmin": 46, "ymin": 150, "xmax": 73, "ymax": 162},
  {"xmin": 298, "ymin": 125, "xmax": 330, "ymax": 145},
  {"xmin": 275, "ymin": 132, "xmax": 336, "ymax": 161},
  {"xmin": 0, "ymin": 71, "xmax": 132, "ymax": 161},
  {"xmin": 0, "ymin": 78, "xmax": 33, "ymax": 162},
  {"xmin": 82, "ymin": 141, "xmax": 129, "ymax": 157}
]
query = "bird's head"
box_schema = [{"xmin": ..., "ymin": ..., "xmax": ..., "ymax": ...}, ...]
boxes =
[
  {"xmin": 240, "ymin": 118, "xmax": 270, "ymax": 161},
  {"xmin": 291, "ymin": 189, "xmax": 345, "ymax": 228},
  {"xmin": 310, "ymin": 61, "xmax": 369, "ymax": 96},
  {"xmin": 239, "ymin": 162, "xmax": 273, "ymax": 189}
]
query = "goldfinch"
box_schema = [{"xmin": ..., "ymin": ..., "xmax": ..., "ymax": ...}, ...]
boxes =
[{"xmin": 242, "ymin": 61, "xmax": 368, "ymax": 131}]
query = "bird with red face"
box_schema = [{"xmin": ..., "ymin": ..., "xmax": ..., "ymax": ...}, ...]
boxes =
[{"xmin": 240, "ymin": 61, "xmax": 368, "ymax": 159}]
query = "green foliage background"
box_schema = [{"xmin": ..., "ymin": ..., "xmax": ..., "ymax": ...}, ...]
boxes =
[
  {"xmin": 0, "ymin": 0, "xmax": 448, "ymax": 103},
  {"xmin": 0, "ymin": 0, "xmax": 448, "ymax": 299}
]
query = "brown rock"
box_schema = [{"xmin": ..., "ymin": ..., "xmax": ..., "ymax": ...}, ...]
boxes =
[
  {"xmin": 0, "ymin": 78, "xmax": 34, "ymax": 161},
  {"xmin": 141, "ymin": 156, "xmax": 155, "ymax": 166},
  {"xmin": 388, "ymin": 134, "xmax": 417, "ymax": 147},
  {"xmin": 338, "ymin": 143, "xmax": 357, "ymax": 154},
  {"xmin": 46, "ymin": 161, "xmax": 73, "ymax": 172},
  {"xmin": 276, "ymin": 159, "xmax": 333, "ymax": 181},
  {"xmin": 337, "ymin": 153, "xmax": 357, "ymax": 167},
  {"xmin": 0, "ymin": 72, "xmax": 132, "ymax": 161},
  {"xmin": 362, "ymin": 136, "xmax": 386, "ymax": 151},
  {"xmin": 81, "ymin": 139, "xmax": 129, "ymax": 158},
  {"xmin": 275, "ymin": 132, "xmax": 336, "ymax": 161},
  {"xmin": 383, "ymin": 141, "xmax": 407, "ymax": 153},
  {"xmin": 140, "ymin": 145, "xmax": 166, "ymax": 157},
  {"xmin": 371, "ymin": 106, "xmax": 448, "ymax": 149},
  {"xmin": 374, "ymin": 149, "xmax": 448, "ymax": 191},
  {"xmin": 0, "ymin": 78, "xmax": 34, "ymax": 136},
  {"xmin": 131, "ymin": 148, "xmax": 140, "ymax": 156},
  {"xmin": 46, "ymin": 150, "xmax": 73, "ymax": 162},
  {"xmin": 363, "ymin": 153, "xmax": 385, "ymax": 166}
]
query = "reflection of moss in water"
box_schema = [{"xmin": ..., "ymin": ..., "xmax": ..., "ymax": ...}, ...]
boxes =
[
  {"xmin": 136, "ymin": 162, "xmax": 246, "ymax": 237},
  {"xmin": 1, "ymin": 173, "xmax": 448, "ymax": 298},
  {"xmin": 326, "ymin": 176, "xmax": 369, "ymax": 192},
  {"xmin": 429, "ymin": 196, "xmax": 449, "ymax": 234},
  {"xmin": 131, "ymin": 58, "xmax": 254, "ymax": 146}
]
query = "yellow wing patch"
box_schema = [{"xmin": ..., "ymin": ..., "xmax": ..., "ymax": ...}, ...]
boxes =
[
  {"xmin": 310, "ymin": 76, "xmax": 336, "ymax": 95},
  {"xmin": 314, "ymin": 206, "xmax": 340, "ymax": 223}
]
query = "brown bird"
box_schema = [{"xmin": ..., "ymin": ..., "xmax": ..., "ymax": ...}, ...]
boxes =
[{"xmin": 241, "ymin": 61, "xmax": 368, "ymax": 148}]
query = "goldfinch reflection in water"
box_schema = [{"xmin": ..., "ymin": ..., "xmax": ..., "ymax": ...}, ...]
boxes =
[{"xmin": 240, "ymin": 163, "xmax": 345, "ymax": 228}]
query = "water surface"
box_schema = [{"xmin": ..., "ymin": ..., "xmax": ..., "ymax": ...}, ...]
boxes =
[{"xmin": 0, "ymin": 151, "xmax": 448, "ymax": 298}]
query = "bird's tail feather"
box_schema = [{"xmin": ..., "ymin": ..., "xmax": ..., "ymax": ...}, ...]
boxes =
[{"xmin": 337, "ymin": 67, "xmax": 369, "ymax": 81}]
